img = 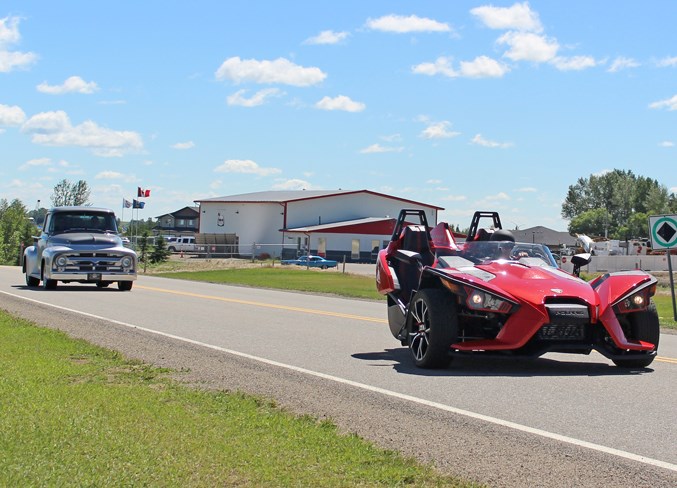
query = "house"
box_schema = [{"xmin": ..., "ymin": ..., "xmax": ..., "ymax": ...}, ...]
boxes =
[
  {"xmin": 194, "ymin": 190, "xmax": 442, "ymax": 261},
  {"xmin": 155, "ymin": 206, "xmax": 199, "ymax": 236}
]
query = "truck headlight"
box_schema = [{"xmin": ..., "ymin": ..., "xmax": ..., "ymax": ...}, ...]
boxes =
[
  {"xmin": 55, "ymin": 255, "xmax": 68, "ymax": 267},
  {"xmin": 121, "ymin": 256, "xmax": 133, "ymax": 269}
]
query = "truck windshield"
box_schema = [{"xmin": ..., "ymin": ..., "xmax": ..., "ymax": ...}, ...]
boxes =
[{"xmin": 50, "ymin": 212, "xmax": 118, "ymax": 234}]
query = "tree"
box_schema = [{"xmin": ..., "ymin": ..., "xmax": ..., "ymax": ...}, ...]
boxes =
[
  {"xmin": 149, "ymin": 235, "xmax": 171, "ymax": 264},
  {"xmin": 0, "ymin": 199, "xmax": 37, "ymax": 266},
  {"xmin": 51, "ymin": 179, "xmax": 91, "ymax": 207},
  {"xmin": 562, "ymin": 170, "xmax": 674, "ymax": 239}
]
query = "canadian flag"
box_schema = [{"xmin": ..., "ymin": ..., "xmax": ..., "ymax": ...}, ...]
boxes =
[{"xmin": 137, "ymin": 187, "xmax": 151, "ymax": 197}]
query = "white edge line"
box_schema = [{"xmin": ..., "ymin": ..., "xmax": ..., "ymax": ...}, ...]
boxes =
[{"xmin": 2, "ymin": 289, "xmax": 676, "ymax": 473}]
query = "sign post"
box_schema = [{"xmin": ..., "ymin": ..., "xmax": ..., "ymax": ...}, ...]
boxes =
[{"xmin": 649, "ymin": 215, "xmax": 677, "ymax": 321}]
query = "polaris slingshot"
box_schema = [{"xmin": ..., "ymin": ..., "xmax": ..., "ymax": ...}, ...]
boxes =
[{"xmin": 376, "ymin": 209, "xmax": 660, "ymax": 369}]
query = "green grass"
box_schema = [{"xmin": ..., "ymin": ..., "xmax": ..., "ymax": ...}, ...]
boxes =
[
  {"xmin": 157, "ymin": 267, "xmax": 384, "ymax": 300},
  {"xmin": 0, "ymin": 311, "xmax": 473, "ymax": 487},
  {"xmin": 653, "ymin": 293, "xmax": 677, "ymax": 329}
]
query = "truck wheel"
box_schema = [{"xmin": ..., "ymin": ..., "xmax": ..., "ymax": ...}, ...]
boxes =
[
  {"xmin": 42, "ymin": 278, "xmax": 57, "ymax": 290},
  {"xmin": 25, "ymin": 273, "xmax": 40, "ymax": 287},
  {"xmin": 168, "ymin": 246, "xmax": 176, "ymax": 252},
  {"xmin": 118, "ymin": 281, "xmax": 133, "ymax": 291},
  {"xmin": 406, "ymin": 288, "xmax": 457, "ymax": 368},
  {"xmin": 612, "ymin": 301, "xmax": 660, "ymax": 368}
]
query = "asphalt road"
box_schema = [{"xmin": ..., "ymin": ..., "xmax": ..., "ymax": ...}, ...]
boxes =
[{"xmin": 1, "ymin": 265, "xmax": 675, "ymax": 487}]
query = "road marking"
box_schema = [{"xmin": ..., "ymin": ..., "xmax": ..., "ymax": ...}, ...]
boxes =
[
  {"xmin": 136, "ymin": 284, "xmax": 388, "ymax": 324},
  {"xmin": 1, "ymin": 289, "xmax": 676, "ymax": 473}
]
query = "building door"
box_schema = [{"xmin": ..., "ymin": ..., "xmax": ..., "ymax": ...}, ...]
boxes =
[
  {"xmin": 317, "ymin": 237, "xmax": 326, "ymax": 257},
  {"xmin": 351, "ymin": 239, "xmax": 360, "ymax": 260}
]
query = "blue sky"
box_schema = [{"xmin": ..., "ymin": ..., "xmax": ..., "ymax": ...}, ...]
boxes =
[{"xmin": 1, "ymin": 1, "xmax": 676, "ymax": 231}]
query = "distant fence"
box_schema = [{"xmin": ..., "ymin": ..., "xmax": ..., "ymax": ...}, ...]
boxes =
[{"xmin": 559, "ymin": 254, "xmax": 675, "ymax": 273}]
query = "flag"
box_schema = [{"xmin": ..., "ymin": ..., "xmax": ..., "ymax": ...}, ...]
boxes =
[
  {"xmin": 123, "ymin": 198, "xmax": 132, "ymax": 208},
  {"xmin": 132, "ymin": 199, "xmax": 145, "ymax": 209},
  {"xmin": 137, "ymin": 187, "xmax": 150, "ymax": 197}
]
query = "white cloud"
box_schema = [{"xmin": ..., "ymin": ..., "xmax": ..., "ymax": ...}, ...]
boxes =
[
  {"xmin": 359, "ymin": 143, "xmax": 404, "ymax": 154},
  {"xmin": 659, "ymin": 141, "xmax": 674, "ymax": 147},
  {"xmin": 420, "ymin": 121, "xmax": 460, "ymax": 139},
  {"xmin": 171, "ymin": 141, "xmax": 195, "ymax": 150},
  {"xmin": 95, "ymin": 171, "xmax": 133, "ymax": 181},
  {"xmin": 272, "ymin": 178, "xmax": 314, "ymax": 190},
  {"xmin": 215, "ymin": 57, "xmax": 326, "ymax": 87},
  {"xmin": 412, "ymin": 56, "xmax": 458, "ymax": 77},
  {"xmin": 0, "ymin": 15, "xmax": 21, "ymax": 45},
  {"xmin": 227, "ymin": 88, "xmax": 283, "ymax": 107},
  {"xmin": 441, "ymin": 194, "xmax": 467, "ymax": 202},
  {"xmin": 657, "ymin": 56, "xmax": 677, "ymax": 67},
  {"xmin": 19, "ymin": 157, "xmax": 51, "ymax": 170},
  {"xmin": 0, "ymin": 16, "xmax": 37, "ymax": 72},
  {"xmin": 460, "ymin": 55, "xmax": 510, "ymax": 78},
  {"xmin": 551, "ymin": 55, "xmax": 598, "ymax": 71},
  {"xmin": 366, "ymin": 14, "xmax": 451, "ymax": 33},
  {"xmin": 516, "ymin": 187, "xmax": 537, "ymax": 192},
  {"xmin": 37, "ymin": 75, "xmax": 99, "ymax": 94},
  {"xmin": 498, "ymin": 31, "xmax": 559, "ymax": 63},
  {"xmin": 607, "ymin": 56, "xmax": 640, "ymax": 73},
  {"xmin": 214, "ymin": 159, "xmax": 281, "ymax": 176},
  {"xmin": 303, "ymin": 30, "xmax": 349, "ymax": 45},
  {"xmin": 21, "ymin": 110, "xmax": 143, "ymax": 157},
  {"xmin": 471, "ymin": 134, "xmax": 513, "ymax": 148},
  {"xmin": 470, "ymin": 2, "xmax": 543, "ymax": 32},
  {"xmin": 427, "ymin": 179, "xmax": 442, "ymax": 184},
  {"xmin": 315, "ymin": 95, "xmax": 365, "ymax": 112},
  {"xmin": 649, "ymin": 95, "xmax": 677, "ymax": 111},
  {"xmin": 486, "ymin": 192, "xmax": 511, "ymax": 201},
  {"xmin": 209, "ymin": 179, "xmax": 222, "ymax": 190},
  {"xmin": 0, "ymin": 103, "xmax": 26, "ymax": 126}
]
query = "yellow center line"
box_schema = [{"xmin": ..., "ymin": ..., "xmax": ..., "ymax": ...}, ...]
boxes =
[
  {"xmin": 137, "ymin": 285, "xmax": 677, "ymax": 364},
  {"xmin": 656, "ymin": 356, "xmax": 677, "ymax": 364},
  {"xmin": 137, "ymin": 284, "xmax": 388, "ymax": 324}
]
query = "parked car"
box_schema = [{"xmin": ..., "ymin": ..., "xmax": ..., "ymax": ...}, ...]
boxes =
[
  {"xmin": 376, "ymin": 209, "xmax": 660, "ymax": 369},
  {"xmin": 167, "ymin": 235, "xmax": 196, "ymax": 253},
  {"xmin": 23, "ymin": 206, "xmax": 137, "ymax": 291},
  {"xmin": 281, "ymin": 255, "xmax": 338, "ymax": 269}
]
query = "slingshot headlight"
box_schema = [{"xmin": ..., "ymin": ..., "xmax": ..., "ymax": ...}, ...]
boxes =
[{"xmin": 465, "ymin": 288, "xmax": 516, "ymax": 313}]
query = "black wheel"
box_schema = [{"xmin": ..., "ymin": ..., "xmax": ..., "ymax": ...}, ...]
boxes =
[
  {"xmin": 321, "ymin": 265, "xmax": 328, "ymax": 269},
  {"xmin": 406, "ymin": 288, "xmax": 457, "ymax": 368},
  {"xmin": 25, "ymin": 273, "xmax": 40, "ymax": 287},
  {"xmin": 613, "ymin": 301, "xmax": 660, "ymax": 368},
  {"xmin": 118, "ymin": 281, "xmax": 133, "ymax": 291},
  {"xmin": 168, "ymin": 246, "xmax": 176, "ymax": 252},
  {"xmin": 41, "ymin": 277, "xmax": 57, "ymax": 290}
]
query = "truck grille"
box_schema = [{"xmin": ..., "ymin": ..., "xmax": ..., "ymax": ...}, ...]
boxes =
[{"xmin": 56, "ymin": 253, "xmax": 131, "ymax": 273}]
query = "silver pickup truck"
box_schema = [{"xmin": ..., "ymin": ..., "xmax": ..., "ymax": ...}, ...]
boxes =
[{"xmin": 23, "ymin": 206, "xmax": 138, "ymax": 291}]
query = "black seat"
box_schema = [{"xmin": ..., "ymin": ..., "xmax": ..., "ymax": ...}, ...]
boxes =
[{"xmin": 401, "ymin": 226, "xmax": 434, "ymax": 267}]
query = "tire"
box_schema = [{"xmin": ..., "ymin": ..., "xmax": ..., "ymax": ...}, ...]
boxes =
[
  {"xmin": 25, "ymin": 273, "xmax": 39, "ymax": 287},
  {"xmin": 406, "ymin": 288, "xmax": 457, "ymax": 368},
  {"xmin": 118, "ymin": 281, "xmax": 133, "ymax": 291},
  {"xmin": 40, "ymin": 265, "xmax": 57, "ymax": 290},
  {"xmin": 42, "ymin": 277, "xmax": 57, "ymax": 290},
  {"xmin": 612, "ymin": 301, "xmax": 660, "ymax": 368},
  {"xmin": 168, "ymin": 246, "xmax": 176, "ymax": 252}
]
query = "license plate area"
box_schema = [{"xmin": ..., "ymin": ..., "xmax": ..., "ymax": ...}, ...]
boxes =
[
  {"xmin": 88, "ymin": 273, "xmax": 102, "ymax": 281},
  {"xmin": 537, "ymin": 324, "xmax": 587, "ymax": 340}
]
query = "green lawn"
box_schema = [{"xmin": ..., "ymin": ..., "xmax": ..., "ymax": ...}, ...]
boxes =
[{"xmin": 0, "ymin": 311, "xmax": 473, "ymax": 487}]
